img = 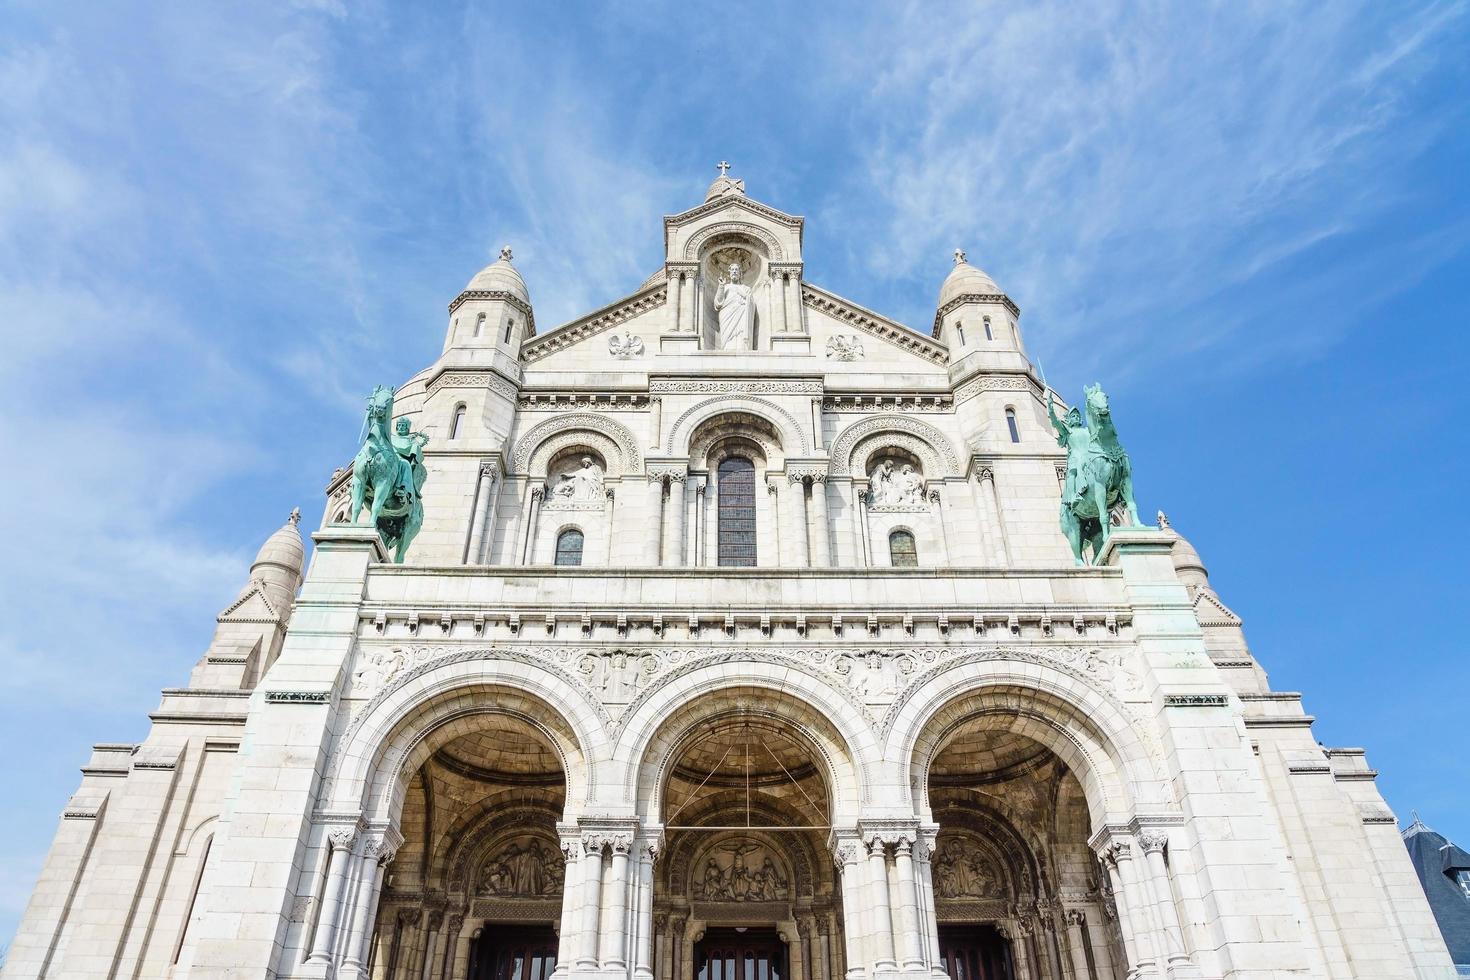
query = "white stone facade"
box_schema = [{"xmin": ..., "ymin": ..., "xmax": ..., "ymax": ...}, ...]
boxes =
[{"xmin": 4, "ymin": 174, "xmax": 1455, "ymax": 980}]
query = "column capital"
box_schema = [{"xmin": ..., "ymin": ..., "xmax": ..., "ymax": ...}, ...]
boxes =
[
  {"xmin": 1137, "ymin": 829, "xmax": 1169, "ymax": 854},
  {"xmin": 830, "ymin": 838, "xmax": 864, "ymax": 868},
  {"xmin": 327, "ymin": 826, "xmax": 359, "ymax": 852}
]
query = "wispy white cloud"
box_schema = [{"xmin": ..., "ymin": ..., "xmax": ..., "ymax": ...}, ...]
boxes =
[{"xmin": 816, "ymin": 1, "xmax": 1469, "ymax": 378}]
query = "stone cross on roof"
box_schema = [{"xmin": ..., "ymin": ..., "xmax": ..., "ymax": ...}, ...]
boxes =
[
  {"xmin": 953, "ymin": 248, "xmax": 967, "ymax": 265},
  {"xmin": 717, "ymin": 160, "xmax": 731, "ymax": 177}
]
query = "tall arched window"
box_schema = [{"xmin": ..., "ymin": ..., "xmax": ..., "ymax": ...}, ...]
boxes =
[
  {"xmin": 555, "ymin": 528, "xmax": 584, "ymax": 566},
  {"xmin": 717, "ymin": 456, "xmax": 757, "ymax": 567},
  {"xmin": 474, "ymin": 312, "xmax": 486, "ymax": 337},
  {"xmin": 450, "ymin": 404, "xmax": 467, "ymax": 440},
  {"xmin": 504, "ymin": 318, "xmax": 515, "ymax": 344},
  {"xmin": 955, "ymin": 322, "xmax": 965, "ymax": 345},
  {"xmin": 983, "ymin": 316, "xmax": 993, "ymax": 340},
  {"xmin": 889, "ymin": 529, "xmax": 919, "ymax": 567},
  {"xmin": 1005, "ymin": 407, "xmax": 1020, "ymax": 443}
]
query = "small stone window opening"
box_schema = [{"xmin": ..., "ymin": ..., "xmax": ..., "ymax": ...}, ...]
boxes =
[
  {"xmin": 504, "ymin": 318, "xmax": 514, "ymax": 344},
  {"xmin": 1005, "ymin": 407, "xmax": 1021, "ymax": 443},
  {"xmin": 555, "ymin": 528, "xmax": 584, "ymax": 566},
  {"xmin": 889, "ymin": 529, "xmax": 919, "ymax": 567},
  {"xmin": 955, "ymin": 321, "xmax": 965, "ymax": 345},
  {"xmin": 983, "ymin": 316, "xmax": 993, "ymax": 341},
  {"xmin": 450, "ymin": 404, "xmax": 467, "ymax": 440},
  {"xmin": 474, "ymin": 312, "xmax": 486, "ymax": 337}
]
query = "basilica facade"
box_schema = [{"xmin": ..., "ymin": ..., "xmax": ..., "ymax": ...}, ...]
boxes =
[{"xmin": 5, "ymin": 171, "xmax": 1456, "ymax": 980}]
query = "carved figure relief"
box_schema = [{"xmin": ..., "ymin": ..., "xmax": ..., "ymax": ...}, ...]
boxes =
[
  {"xmin": 608, "ymin": 331, "xmax": 644, "ymax": 359},
  {"xmin": 694, "ymin": 838, "xmax": 789, "ymax": 901},
  {"xmin": 477, "ymin": 837, "xmax": 564, "ymax": 897},
  {"xmin": 825, "ymin": 334, "xmax": 864, "ymax": 360},
  {"xmin": 579, "ymin": 650, "xmax": 653, "ymax": 701},
  {"xmin": 548, "ymin": 457, "xmax": 605, "ymax": 504},
  {"xmin": 869, "ymin": 458, "xmax": 925, "ymax": 508},
  {"xmin": 835, "ymin": 650, "xmax": 916, "ymax": 701},
  {"xmin": 932, "ymin": 837, "xmax": 1002, "ymax": 899}
]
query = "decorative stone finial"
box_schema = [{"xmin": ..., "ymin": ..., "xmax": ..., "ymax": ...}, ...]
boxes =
[
  {"xmin": 289, "ymin": 507, "xmax": 302, "ymax": 527},
  {"xmin": 499, "ymin": 245, "xmax": 513, "ymax": 262},
  {"xmin": 717, "ymin": 160, "xmax": 731, "ymax": 177},
  {"xmin": 1157, "ymin": 509, "xmax": 1170, "ymax": 529},
  {"xmin": 953, "ymin": 248, "xmax": 967, "ymax": 265}
]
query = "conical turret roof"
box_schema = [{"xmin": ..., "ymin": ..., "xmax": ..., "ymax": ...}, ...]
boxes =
[
  {"xmin": 464, "ymin": 245, "xmax": 530, "ymax": 304},
  {"xmin": 939, "ymin": 249, "xmax": 1003, "ymax": 307}
]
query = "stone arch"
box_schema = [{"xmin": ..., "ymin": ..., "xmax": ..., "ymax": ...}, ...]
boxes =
[
  {"xmin": 613, "ymin": 669, "xmax": 877, "ymax": 825},
  {"xmin": 511, "ymin": 412, "xmax": 642, "ymax": 475},
  {"xmin": 325, "ymin": 657, "xmax": 603, "ymax": 827},
  {"xmin": 888, "ymin": 662, "xmax": 1162, "ymax": 829},
  {"xmin": 687, "ymin": 411, "xmax": 787, "ymax": 469},
  {"xmin": 667, "ymin": 398, "xmax": 808, "ymax": 456},
  {"xmin": 441, "ymin": 794, "xmax": 564, "ymax": 893},
  {"xmin": 683, "ymin": 221, "xmax": 784, "ymax": 262},
  {"xmin": 529, "ymin": 433, "xmax": 621, "ymax": 481},
  {"xmin": 829, "ymin": 415, "xmax": 962, "ymax": 478},
  {"xmin": 660, "ymin": 791, "xmax": 825, "ymax": 901}
]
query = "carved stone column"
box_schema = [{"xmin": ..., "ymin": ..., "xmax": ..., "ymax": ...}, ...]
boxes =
[
  {"xmin": 1137, "ymin": 830, "xmax": 1196, "ymax": 976},
  {"xmin": 663, "ymin": 474, "xmax": 687, "ymax": 566},
  {"xmin": 971, "ymin": 466, "xmax": 1009, "ymax": 565},
  {"xmin": 418, "ymin": 910, "xmax": 444, "ymax": 980},
  {"xmin": 854, "ymin": 482, "xmax": 873, "ymax": 566},
  {"xmin": 772, "ymin": 270, "xmax": 789, "ymax": 333},
  {"xmin": 553, "ymin": 836, "xmax": 582, "ymax": 976},
  {"xmin": 439, "ymin": 913, "xmax": 465, "ymax": 980},
  {"xmin": 669, "ymin": 267, "xmax": 684, "ymax": 333},
  {"xmin": 599, "ymin": 835, "xmax": 633, "ymax": 968},
  {"xmin": 1100, "ymin": 840, "xmax": 1156, "ymax": 978},
  {"xmin": 520, "ymin": 486, "xmax": 544, "ymax": 564},
  {"xmin": 865, "ymin": 838, "xmax": 897, "ymax": 970},
  {"xmin": 633, "ymin": 841, "xmax": 659, "ymax": 980},
  {"xmin": 832, "ymin": 841, "xmax": 866, "ymax": 980},
  {"xmin": 305, "ymin": 826, "xmax": 356, "ymax": 966},
  {"xmin": 808, "ymin": 475, "xmax": 832, "ymax": 566},
  {"xmin": 892, "ymin": 840, "xmax": 926, "ymax": 969},
  {"xmin": 643, "ymin": 477, "xmax": 664, "ymax": 566},
  {"xmin": 693, "ymin": 475, "xmax": 708, "ymax": 565},
  {"xmin": 1064, "ymin": 909, "xmax": 1092, "ymax": 980},
  {"xmin": 915, "ymin": 829, "xmax": 943, "ymax": 969},
  {"xmin": 466, "ymin": 461, "xmax": 497, "ymax": 564},
  {"xmin": 781, "ymin": 473, "xmax": 810, "ymax": 567},
  {"xmin": 341, "ymin": 836, "xmax": 397, "ymax": 978},
  {"xmin": 578, "ymin": 838, "xmax": 605, "ymax": 967}
]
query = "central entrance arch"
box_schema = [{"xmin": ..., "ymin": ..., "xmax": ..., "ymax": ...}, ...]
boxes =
[{"xmin": 631, "ymin": 685, "xmax": 862, "ymax": 980}]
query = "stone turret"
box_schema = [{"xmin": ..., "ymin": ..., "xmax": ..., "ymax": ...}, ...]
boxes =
[
  {"xmin": 444, "ymin": 245, "xmax": 535, "ymax": 365},
  {"xmin": 933, "ymin": 249, "xmax": 1028, "ymax": 379},
  {"xmin": 187, "ymin": 509, "xmax": 305, "ymax": 690}
]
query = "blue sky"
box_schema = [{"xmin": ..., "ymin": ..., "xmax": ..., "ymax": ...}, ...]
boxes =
[{"xmin": 2, "ymin": 0, "xmax": 1468, "ymax": 947}]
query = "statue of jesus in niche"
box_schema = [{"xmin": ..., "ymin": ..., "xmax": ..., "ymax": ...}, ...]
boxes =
[{"xmin": 713, "ymin": 260, "xmax": 754, "ymax": 350}]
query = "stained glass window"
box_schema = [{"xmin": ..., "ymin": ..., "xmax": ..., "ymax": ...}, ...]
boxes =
[
  {"xmin": 890, "ymin": 529, "xmax": 918, "ymax": 567},
  {"xmin": 554, "ymin": 528, "xmax": 584, "ymax": 566},
  {"xmin": 717, "ymin": 457, "xmax": 757, "ymax": 567}
]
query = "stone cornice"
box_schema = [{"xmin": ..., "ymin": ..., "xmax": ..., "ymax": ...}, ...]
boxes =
[
  {"xmin": 802, "ymin": 285, "xmax": 948, "ymax": 365},
  {"xmin": 664, "ymin": 195, "xmax": 804, "ymax": 242},
  {"xmin": 930, "ymin": 292, "xmax": 1021, "ymax": 337},
  {"xmin": 446, "ymin": 290, "xmax": 537, "ymax": 335},
  {"xmin": 522, "ymin": 284, "xmax": 666, "ymax": 364}
]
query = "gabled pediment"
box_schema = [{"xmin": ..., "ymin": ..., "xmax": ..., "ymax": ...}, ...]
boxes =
[
  {"xmin": 1194, "ymin": 590, "xmax": 1242, "ymax": 626},
  {"xmin": 218, "ymin": 581, "xmax": 283, "ymax": 623},
  {"xmin": 664, "ymin": 195, "xmax": 804, "ymax": 266}
]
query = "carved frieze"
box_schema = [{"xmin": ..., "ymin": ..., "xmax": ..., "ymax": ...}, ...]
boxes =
[{"xmin": 477, "ymin": 836, "xmax": 565, "ymax": 897}]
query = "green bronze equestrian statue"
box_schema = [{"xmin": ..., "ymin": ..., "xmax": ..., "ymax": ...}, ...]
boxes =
[
  {"xmin": 1049, "ymin": 383, "xmax": 1143, "ymax": 565},
  {"xmin": 349, "ymin": 385, "xmax": 428, "ymax": 563}
]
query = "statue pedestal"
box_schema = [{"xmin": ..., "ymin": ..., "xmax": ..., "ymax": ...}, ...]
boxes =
[
  {"xmin": 312, "ymin": 522, "xmax": 391, "ymax": 564},
  {"xmin": 659, "ymin": 333, "xmax": 702, "ymax": 354},
  {"xmin": 770, "ymin": 334, "xmax": 811, "ymax": 355},
  {"xmin": 1096, "ymin": 526, "xmax": 1173, "ymax": 569}
]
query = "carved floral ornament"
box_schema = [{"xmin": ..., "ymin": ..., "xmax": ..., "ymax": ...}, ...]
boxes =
[{"xmin": 829, "ymin": 414, "xmax": 961, "ymax": 478}]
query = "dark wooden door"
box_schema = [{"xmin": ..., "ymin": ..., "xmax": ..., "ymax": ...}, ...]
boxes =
[
  {"xmin": 471, "ymin": 924, "xmax": 558, "ymax": 980},
  {"xmin": 695, "ymin": 928, "xmax": 786, "ymax": 980},
  {"xmin": 937, "ymin": 925, "xmax": 1013, "ymax": 980}
]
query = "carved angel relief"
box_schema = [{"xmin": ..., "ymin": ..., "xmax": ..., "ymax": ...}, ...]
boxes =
[{"xmin": 825, "ymin": 334, "xmax": 864, "ymax": 360}]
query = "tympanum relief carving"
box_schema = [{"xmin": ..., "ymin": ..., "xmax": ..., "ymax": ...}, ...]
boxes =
[
  {"xmin": 476, "ymin": 836, "xmax": 565, "ymax": 897},
  {"xmin": 694, "ymin": 838, "xmax": 790, "ymax": 902}
]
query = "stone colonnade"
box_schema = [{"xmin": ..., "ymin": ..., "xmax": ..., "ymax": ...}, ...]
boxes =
[{"xmin": 301, "ymin": 819, "xmax": 1200, "ymax": 979}]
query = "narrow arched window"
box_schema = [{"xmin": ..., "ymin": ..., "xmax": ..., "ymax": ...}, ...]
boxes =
[
  {"xmin": 474, "ymin": 312, "xmax": 485, "ymax": 337},
  {"xmin": 983, "ymin": 316, "xmax": 993, "ymax": 340},
  {"xmin": 1005, "ymin": 407, "xmax": 1021, "ymax": 443},
  {"xmin": 955, "ymin": 322, "xmax": 965, "ymax": 345},
  {"xmin": 717, "ymin": 456, "xmax": 757, "ymax": 567},
  {"xmin": 889, "ymin": 529, "xmax": 918, "ymax": 567},
  {"xmin": 504, "ymin": 318, "xmax": 514, "ymax": 344},
  {"xmin": 172, "ymin": 834, "xmax": 213, "ymax": 963},
  {"xmin": 555, "ymin": 528, "xmax": 584, "ymax": 566},
  {"xmin": 450, "ymin": 405, "xmax": 467, "ymax": 440}
]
